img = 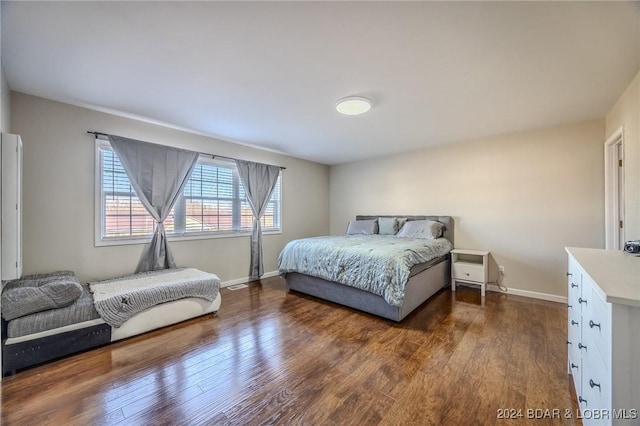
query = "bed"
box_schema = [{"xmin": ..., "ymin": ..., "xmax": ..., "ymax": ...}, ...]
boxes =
[
  {"xmin": 279, "ymin": 215, "xmax": 454, "ymax": 321},
  {"xmin": 1, "ymin": 268, "xmax": 221, "ymax": 375}
]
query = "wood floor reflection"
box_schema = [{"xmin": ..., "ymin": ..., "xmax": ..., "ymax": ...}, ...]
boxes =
[{"xmin": 0, "ymin": 277, "xmax": 580, "ymax": 425}]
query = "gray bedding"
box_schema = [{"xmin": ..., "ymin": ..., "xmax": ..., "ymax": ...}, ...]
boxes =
[
  {"xmin": 89, "ymin": 268, "xmax": 220, "ymax": 328},
  {"xmin": 278, "ymin": 235, "xmax": 453, "ymax": 307},
  {"xmin": 6, "ymin": 284, "xmax": 100, "ymax": 338},
  {"xmin": 1, "ymin": 271, "xmax": 83, "ymax": 321}
]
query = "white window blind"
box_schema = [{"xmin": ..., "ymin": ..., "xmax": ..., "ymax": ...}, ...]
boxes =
[{"xmin": 96, "ymin": 141, "xmax": 281, "ymax": 244}]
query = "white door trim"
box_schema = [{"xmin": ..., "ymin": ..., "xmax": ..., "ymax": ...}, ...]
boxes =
[{"xmin": 604, "ymin": 126, "xmax": 624, "ymax": 250}]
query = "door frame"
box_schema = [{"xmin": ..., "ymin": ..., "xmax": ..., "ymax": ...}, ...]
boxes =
[{"xmin": 604, "ymin": 126, "xmax": 624, "ymax": 250}]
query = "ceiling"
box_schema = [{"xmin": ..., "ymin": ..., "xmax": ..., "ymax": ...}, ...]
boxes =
[{"xmin": 3, "ymin": 1, "xmax": 640, "ymax": 165}]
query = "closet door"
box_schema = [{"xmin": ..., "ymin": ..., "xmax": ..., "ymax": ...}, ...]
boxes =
[{"xmin": 2, "ymin": 133, "xmax": 23, "ymax": 281}]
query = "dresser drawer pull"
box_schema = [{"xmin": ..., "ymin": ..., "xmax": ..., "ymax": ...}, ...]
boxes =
[
  {"xmin": 571, "ymin": 363, "xmax": 578, "ymax": 369},
  {"xmin": 578, "ymin": 343, "xmax": 587, "ymax": 351},
  {"xmin": 578, "ymin": 297, "xmax": 587, "ymax": 305},
  {"xmin": 589, "ymin": 379, "xmax": 601, "ymax": 390},
  {"xmin": 566, "ymin": 340, "xmax": 572, "ymax": 345},
  {"xmin": 566, "ymin": 272, "xmax": 572, "ymax": 277},
  {"xmin": 571, "ymin": 320, "xmax": 579, "ymax": 326},
  {"xmin": 579, "ymin": 396, "xmax": 587, "ymax": 405},
  {"xmin": 571, "ymin": 283, "xmax": 578, "ymax": 288},
  {"xmin": 567, "ymin": 304, "xmax": 572, "ymax": 309},
  {"xmin": 588, "ymin": 320, "xmax": 601, "ymax": 329}
]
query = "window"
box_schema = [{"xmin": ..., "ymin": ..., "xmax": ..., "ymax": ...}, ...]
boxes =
[{"xmin": 95, "ymin": 140, "xmax": 281, "ymax": 245}]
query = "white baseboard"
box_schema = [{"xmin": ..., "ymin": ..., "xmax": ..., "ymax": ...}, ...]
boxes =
[
  {"xmin": 223, "ymin": 274, "xmax": 568, "ymax": 304},
  {"xmin": 220, "ymin": 270, "xmax": 280, "ymax": 288},
  {"xmin": 454, "ymin": 282, "xmax": 567, "ymax": 304},
  {"xmin": 486, "ymin": 284, "xmax": 567, "ymax": 304}
]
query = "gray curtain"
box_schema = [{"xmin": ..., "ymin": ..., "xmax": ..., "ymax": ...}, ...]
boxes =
[
  {"xmin": 108, "ymin": 136, "xmax": 199, "ymax": 273},
  {"xmin": 235, "ymin": 160, "xmax": 280, "ymax": 279}
]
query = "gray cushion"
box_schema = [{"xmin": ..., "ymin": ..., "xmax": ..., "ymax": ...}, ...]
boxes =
[
  {"xmin": 5, "ymin": 283, "xmax": 100, "ymax": 338},
  {"xmin": 396, "ymin": 220, "xmax": 445, "ymax": 239},
  {"xmin": 378, "ymin": 217, "xmax": 399, "ymax": 235},
  {"xmin": 346, "ymin": 219, "xmax": 378, "ymax": 235},
  {"xmin": 1, "ymin": 271, "xmax": 83, "ymax": 321}
]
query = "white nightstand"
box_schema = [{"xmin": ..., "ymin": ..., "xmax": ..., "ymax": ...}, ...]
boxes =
[{"xmin": 451, "ymin": 249, "xmax": 489, "ymax": 297}]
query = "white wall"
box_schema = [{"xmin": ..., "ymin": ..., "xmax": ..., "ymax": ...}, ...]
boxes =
[
  {"xmin": 606, "ymin": 69, "xmax": 640, "ymax": 240},
  {"xmin": 11, "ymin": 92, "xmax": 330, "ymax": 283},
  {"xmin": 330, "ymin": 119, "xmax": 605, "ymax": 298}
]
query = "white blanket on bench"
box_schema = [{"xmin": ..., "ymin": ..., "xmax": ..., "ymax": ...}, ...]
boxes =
[{"xmin": 89, "ymin": 268, "xmax": 220, "ymax": 328}]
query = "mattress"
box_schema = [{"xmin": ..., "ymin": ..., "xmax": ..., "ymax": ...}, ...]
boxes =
[
  {"xmin": 4, "ymin": 269, "xmax": 221, "ymax": 344},
  {"xmin": 279, "ymin": 234, "xmax": 453, "ymax": 307},
  {"xmin": 6, "ymin": 284, "xmax": 100, "ymax": 338},
  {"xmin": 2, "ymin": 269, "xmax": 222, "ymax": 375},
  {"xmin": 286, "ymin": 257, "xmax": 450, "ymax": 321},
  {"xmin": 89, "ymin": 268, "xmax": 220, "ymax": 327},
  {"xmin": 3, "ymin": 296, "xmax": 221, "ymax": 347},
  {"xmin": 408, "ymin": 254, "xmax": 449, "ymax": 277}
]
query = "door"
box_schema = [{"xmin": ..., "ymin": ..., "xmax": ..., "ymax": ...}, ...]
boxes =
[{"xmin": 604, "ymin": 128, "xmax": 624, "ymax": 250}]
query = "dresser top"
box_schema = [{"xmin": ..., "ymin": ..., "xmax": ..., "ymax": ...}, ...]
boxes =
[{"xmin": 566, "ymin": 247, "xmax": 640, "ymax": 307}]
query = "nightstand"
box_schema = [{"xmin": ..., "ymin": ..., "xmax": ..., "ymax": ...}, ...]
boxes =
[{"xmin": 451, "ymin": 249, "xmax": 489, "ymax": 297}]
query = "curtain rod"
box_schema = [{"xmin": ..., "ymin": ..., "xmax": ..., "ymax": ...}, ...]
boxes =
[{"xmin": 87, "ymin": 131, "xmax": 286, "ymax": 170}]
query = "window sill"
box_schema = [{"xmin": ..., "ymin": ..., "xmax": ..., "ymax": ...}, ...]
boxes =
[{"xmin": 94, "ymin": 230, "xmax": 282, "ymax": 247}]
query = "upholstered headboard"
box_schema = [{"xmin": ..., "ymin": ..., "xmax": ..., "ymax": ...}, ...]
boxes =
[{"xmin": 355, "ymin": 215, "xmax": 454, "ymax": 245}]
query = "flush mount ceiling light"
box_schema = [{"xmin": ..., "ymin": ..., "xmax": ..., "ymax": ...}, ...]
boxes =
[{"xmin": 335, "ymin": 96, "xmax": 372, "ymax": 115}]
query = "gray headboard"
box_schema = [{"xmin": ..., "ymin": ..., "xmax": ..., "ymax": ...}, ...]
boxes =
[{"xmin": 356, "ymin": 215, "xmax": 454, "ymax": 245}]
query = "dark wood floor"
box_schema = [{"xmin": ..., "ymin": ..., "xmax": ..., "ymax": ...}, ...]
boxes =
[{"xmin": 0, "ymin": 277, "xmax": 580, "ymax": 425}]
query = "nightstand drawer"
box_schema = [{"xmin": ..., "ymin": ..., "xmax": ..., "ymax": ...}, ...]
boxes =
[{"xmin": 452, "ymin": 261, "xmax": 484, "ymax": 282}]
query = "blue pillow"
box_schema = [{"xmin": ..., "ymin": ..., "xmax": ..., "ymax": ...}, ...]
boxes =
[
  {"xmin": 396, "ymin": 220, "xmax": 444, "ymax": 239},
  {"xmin": 378, "ymin": 217, "xmax": 399, "ymax": 235},
  {"xmin": 346, "ymin": 219, "xmax": 378, "ymax": 235}
]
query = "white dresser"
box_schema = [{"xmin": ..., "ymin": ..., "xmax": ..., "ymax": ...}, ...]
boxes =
[{"xmin": 566, "ymin": 247, "xmax": 640, "ymax": 425}]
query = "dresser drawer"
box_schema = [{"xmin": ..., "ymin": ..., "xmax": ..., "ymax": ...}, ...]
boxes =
[
  {"xmin": 452, "ymin": 261, "xmax": 484, "ymax": 282},
  {"xmin": 568, "ymin": 278, "xmax": 581, "ymax": 307},
  {"xmin": 568, "ymin": 353, "xmax": 582, "ymax": 397},
  {"xmin": 568, "ymin": 309, "xmax": 581, "ymax": 362},
  {"xmin": 567, "ymin": 260, "xmax": 582, "ymax": 308},
  {"xmin": 584, "ymin": 284, "xmax": 612, "ymax": 366},
  {"xmin": 581, "ymin": 332, "xmax": 612, "ymax": 423}
]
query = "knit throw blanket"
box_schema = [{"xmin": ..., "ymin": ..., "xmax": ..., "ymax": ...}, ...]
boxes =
[{"xmin": 89, "ymin": 268, "xmax": 219, "ymax": 328}]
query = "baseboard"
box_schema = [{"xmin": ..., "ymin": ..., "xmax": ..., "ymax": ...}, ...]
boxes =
[
  {"xmin": 223, "ymin": 274, "xmax": 568, "ymax": 304},
  {"xmin": 220, "ymin": 270, "xmax": 280, "ymax": 288},
  {"xmin": 454, "ymin": 282, "xmax": 567, "ymax": 304},
  {"xmin": 486, "ymin": 284, "xmax": 567, "ymax": 304}
]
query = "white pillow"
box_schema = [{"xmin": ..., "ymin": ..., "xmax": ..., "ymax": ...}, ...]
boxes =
[{"xmin": 396, "ymin": 220, "xmax": 444, "ymax": 239}]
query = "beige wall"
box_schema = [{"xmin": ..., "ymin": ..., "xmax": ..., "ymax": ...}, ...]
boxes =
[
  {"xmin": 1, "ymin": 5, "xmax": 8, "ymax": 377},
  {"xmin": 0, "ymin": 1, "xmax": 7, "ymax": 134},
  {"xmin": 330, "ymin": 119, "xmax": 605, "ymax": 298},
  {"xmin": 606, "ymin": 69, "xmax": 640, "ymax": 240},
  {"xmin": 0, "ymin": 61, "xmax": 9, "ymax": 133},
  {"xmin": 11, "ymin": 92, "xmax": 329, "ymax": 283}
]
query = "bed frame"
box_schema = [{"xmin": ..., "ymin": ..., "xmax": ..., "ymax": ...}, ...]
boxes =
[
  {"xmin": 2, "ymin": 295, "xmax": 221, "ymax": 375},
  {"xmin": 285, "ymin": 215, "xmax": 454, "ymax": 322},
  {"xmin": 1, "ymin": 319, "xmax": 111, "ymax": 375}
]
